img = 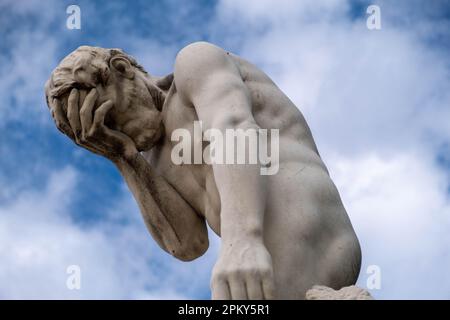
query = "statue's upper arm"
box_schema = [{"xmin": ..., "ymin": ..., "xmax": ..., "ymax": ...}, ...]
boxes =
[{"xmin": 174, "ymin": 42, "xmax": 254, "ymax": 129}]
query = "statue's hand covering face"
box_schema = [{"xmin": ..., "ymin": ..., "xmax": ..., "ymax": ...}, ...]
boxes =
[{"xmin": 45, "ymin": 46, "xmax": 163, "ymax": 153}]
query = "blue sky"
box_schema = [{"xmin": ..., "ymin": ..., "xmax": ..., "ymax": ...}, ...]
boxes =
[{"xmin": 0, "ymin": 0, "xmax": 449, "ymax": 299}]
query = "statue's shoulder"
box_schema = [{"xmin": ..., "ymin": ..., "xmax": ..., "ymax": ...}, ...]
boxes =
[
  {"xmin": 174, "ymin": 41, "xmax": 232, "ymax": 75},
  {"xmin": 174, "ymin": 42, "xmax": 236, "ymax": 100},
  {"xmin": 176, "ymin": 41, "xmax": 226, "ymax": 60}
]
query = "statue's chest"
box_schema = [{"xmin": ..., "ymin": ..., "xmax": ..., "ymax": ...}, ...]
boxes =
[
  {"xmin": 152, "ymin": 143, "xmax": 221, "ymax": 234},
  {"xmin": 162, "ymin": 90, "xmax": 211, "ymax": 169},
  {"xmin": 148, "ymin": 93, "xmax": 221, "ymax": 233}
]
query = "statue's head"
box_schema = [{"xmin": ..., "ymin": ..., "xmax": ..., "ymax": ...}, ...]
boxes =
[{"xmin": 45, "ymin": 46, "xmax": 165, "ymax": 151}]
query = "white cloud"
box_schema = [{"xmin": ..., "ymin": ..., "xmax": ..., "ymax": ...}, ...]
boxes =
[
  {"xmin": 0, "ymin": 167, "xmax": 219, "ymax": 299},
  {"xmin": 214, "ymin": 0, "xmax": 450, "ymax": 298},
  {"xmin": 329, "ymin": 152, "xmax": 450, "ymax": 299},
  {"xmin": 0, "ymin": 0, "xmax": 60, "ymax": 128}
]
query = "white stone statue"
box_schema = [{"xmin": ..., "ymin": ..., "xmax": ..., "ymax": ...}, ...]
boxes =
[{"xmin": 45, "ymin": 42, "xmax": 362, "ymax": 299}]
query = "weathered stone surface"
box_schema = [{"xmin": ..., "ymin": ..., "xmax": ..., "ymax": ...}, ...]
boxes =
[
  {"xmin": 45, "ymin": 42, "xmax": 362, "ymax": 300},
  {"xmin": 306, "ymin": 285, "xmax": 374, "ymax": 300}
]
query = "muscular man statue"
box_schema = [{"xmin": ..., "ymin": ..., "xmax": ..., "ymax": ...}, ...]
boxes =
[{"xmin": 45, "ymin": 42, "xmax": 361, "ymax": 299}]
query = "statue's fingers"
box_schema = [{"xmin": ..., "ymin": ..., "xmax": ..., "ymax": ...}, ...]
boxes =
[
  {"xmin": 228, "ymin": 278, "xmax": 248, "ymax": 300},
  {"xmin": 52, "ymin": 98, "xmax": 75, "ymax": 140},
  {"xmin": 262, "ymin": 276, "xmax": 275, "ymax": 300},
  {"xmin": 78, "ymin": 89, "xmax": 87, "ymax": 109},
  {"xmin": 79, "ymin": 88, "xmax": 98, "ymax": 137},
  {"xmin": 68, "ymin": 92, "xmax": 104, "ymax": 153},
  {"xmin": 92, "ymin": 100, "xmax": 113, "ymax": 131},
  {"xmin": 67, "ymin": 88, "xmax": 81, "ymax": 138},
  {"xmin": 245, "ymin": 278, "xmax": 264, "ymax": 300},
  {"xmin": 211, "ymin": 280, "xmax": 231, "ymax": 300}
]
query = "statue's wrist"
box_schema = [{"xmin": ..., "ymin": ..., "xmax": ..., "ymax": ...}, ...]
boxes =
[
  {"xmin": 112, "ymin": 148, "xmax": 139, "ymax": 167},
  {"xmin": 221, "ymin": 226, "xmax": 264, "ymax": 245},
  {"xmin": 123, "ymin": 146, "xmax": 139, "ymax": 162}
]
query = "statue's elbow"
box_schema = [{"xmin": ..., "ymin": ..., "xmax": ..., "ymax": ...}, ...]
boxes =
[{"xmin": 170, "ymin": 235, "xmax": 209, "ymax": 262}]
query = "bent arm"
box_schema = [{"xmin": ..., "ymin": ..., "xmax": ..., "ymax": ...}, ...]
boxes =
[
  {"xmin": 115, "ymin": 153, "xmax": 209, "ymax": 261},
  {"xmin": 175, "ymin": 42, "xmax": 267, "ymax": 245},
  {"xmin": 175, "ymin": 42, "xmax": 276, "ymax": 299}
]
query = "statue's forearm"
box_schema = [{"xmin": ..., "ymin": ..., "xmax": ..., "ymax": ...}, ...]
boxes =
[
  {"xmin": 214, "ymin": 162, "xmax": 267, "ymax": 243},
  {"xmin": 114, "ymin": 153, "xmax": 208, "ymax": 261}
]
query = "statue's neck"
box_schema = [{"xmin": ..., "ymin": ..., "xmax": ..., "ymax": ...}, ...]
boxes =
[{"xmin": 143, "ymin": 73, "xmax": 174, "ymax": 112}]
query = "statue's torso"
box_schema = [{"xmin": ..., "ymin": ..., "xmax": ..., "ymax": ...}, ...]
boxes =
[
  {"xmin": 143, "ymin": 53, "xmax": 361, "ymax": 298},
  {"xmin": 144, "ymin": 54, "xmax": 331, "ymax": 228}
]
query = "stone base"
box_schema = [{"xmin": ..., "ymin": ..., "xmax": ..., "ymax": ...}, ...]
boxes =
[{"xmin": 305, "ymin": 285, "xmax": 374, "ymax": 300}]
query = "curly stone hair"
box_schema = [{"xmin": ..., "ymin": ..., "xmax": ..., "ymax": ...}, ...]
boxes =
[{"xmin": 44, "ymin": 45, "xmax": 147, "ymax": 109}]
